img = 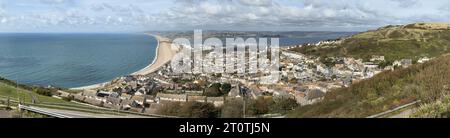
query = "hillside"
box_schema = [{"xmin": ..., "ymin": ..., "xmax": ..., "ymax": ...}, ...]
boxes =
[
  {"xmin": 288, "ymin": 54, "xmax": 450, "ymax": 118},
  {"xmin": 291, "ymin": 23, "xmax": 450, "ymax": 62},
  {"xmin": 0, "ymin": 77, "xmax": 109, "ymax": 113},
  {"xmin": 0, "ymin": 80, "xmax": 80, "ymax": 107}
]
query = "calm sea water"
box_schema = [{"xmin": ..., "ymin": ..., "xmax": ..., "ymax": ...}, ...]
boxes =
[
  {"xmin": 0, "ymin": 33, "xmax": 157, "ymax": 88},
  {"xmin": 0, "ymin": 32, "xmax": 353, "ymax": 88}
]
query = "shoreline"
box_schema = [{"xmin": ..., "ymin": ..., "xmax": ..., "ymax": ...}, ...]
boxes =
[{"xmin": 71, "ymin": 34, "xmax": 177, "ymax": 90}]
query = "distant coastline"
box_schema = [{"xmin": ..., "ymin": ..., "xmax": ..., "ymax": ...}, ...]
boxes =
[{"xmin": 71, "ymin": 34, "xmax": 176, "ymax": 90}]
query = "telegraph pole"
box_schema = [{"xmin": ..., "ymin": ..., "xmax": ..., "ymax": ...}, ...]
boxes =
[
  {"xmin": 16, "ymin": 80, "xmax": 22, "ymax": 117},
  {"xmin": 7, "ymin": 97, "xmax": 10, "ymax": 109},
  {"xmin": 16, "ymin": 80, "xmax": 19, "ymax": 105},
  {"xmin": 243, "ymin": 96, "xmax": 246, "ymax": 118}
]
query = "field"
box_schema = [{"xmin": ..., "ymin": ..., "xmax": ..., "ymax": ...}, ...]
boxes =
[{"xmin": 291, "ymin": 23, "xmax": 450, "ymax": 62}]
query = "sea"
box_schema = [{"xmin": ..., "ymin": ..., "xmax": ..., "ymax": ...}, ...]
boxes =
[
  {"xmin": 0, "ymin": 32, "xmax": 354, "ymax": 88},
  {"xmin": 0, "ymin": 33, "xmax": 157, "ymax": 88}
]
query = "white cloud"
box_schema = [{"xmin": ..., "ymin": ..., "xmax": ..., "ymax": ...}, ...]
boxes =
[
  {"xmin": 239, "ymin": 0, "xmax": 273, "ymax": 7},
  {"xmin": 1, "ymin": 0, "xmax": 450, "ymax": 32}
]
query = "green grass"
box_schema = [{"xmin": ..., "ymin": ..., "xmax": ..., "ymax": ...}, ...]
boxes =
[
  {"xmin": 288, "ymin": 54, "xmax": 450, "ymax": 118},
  {"xmin": 0, "ymin": 83, "xmax": 74, "ymax": 104},
  {"xmin": 291, "ymin": 23, "xmax": 450, "ymax": 62},
  {"xmin": 410, "ymin": 95, "xmax": 450, "ymax": 118}
]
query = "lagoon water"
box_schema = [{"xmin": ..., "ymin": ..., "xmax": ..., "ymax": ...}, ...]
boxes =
[{"xmin": 0, "ymin": 33, "xmax": 157, "ymax": 88}]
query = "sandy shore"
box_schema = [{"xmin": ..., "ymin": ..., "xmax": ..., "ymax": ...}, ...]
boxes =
[
  {"xmin": 71, "ymin": 34, "xmax": 178, "ymax": 90},
  {"xmin": 132, "ymin": 35, "xmax": 178, "ymax": 75}
]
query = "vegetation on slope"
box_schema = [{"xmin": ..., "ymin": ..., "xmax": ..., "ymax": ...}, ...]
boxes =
[
  {"xmin": 291, "ymin": 23, "xmax": 450, "ymax": 62},
  {"xmin": 288, "ymin": 54, "xmax": 450, "ymax": 118},
  {"xmin": 0, "ymin": 82, "xmax": 64, "ymax": 104},
  {"xmin": 410, "ymin": 95, "xmax": 450, "ymax": 118}
]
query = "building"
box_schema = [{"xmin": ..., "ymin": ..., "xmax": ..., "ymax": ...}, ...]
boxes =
[
  {"xmin": 206, "ymin": 97, "xmax": 225, "ymax": 107},
  {"xmin": 156, "ymin": 93, "xmax": 187, "ymax": 103}
]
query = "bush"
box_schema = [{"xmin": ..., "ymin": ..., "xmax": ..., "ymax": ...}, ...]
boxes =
[
  {"xmin": 204, "ymin": 83, "xmax": 232, "ymax": 97},
  {"xmin": 289, "ymin": 54, "xmax": 450, "ymax": 117},
  {"xmin": 221, "ymin": 98, "xmax": 244, "ymax": 118},
  {"xmin": 180, "ymin": 102, "xmax": 219, "ymax": 118},
  {"xmin": 33, "ymin": 87, "xmax": 53, "ymax": 96},
  {"xmin": 157, "ymin": 101, "xmax": 219, "ymax": 118},
  {"xmin": 61, "ymin": 95, "xmax": 74, "ymax": 102}
]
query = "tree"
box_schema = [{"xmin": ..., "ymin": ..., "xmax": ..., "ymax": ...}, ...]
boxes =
[
  {"xmin": 204, "ymin": 87, "xmax": 221, "ymax": 97},
  {"xmin": 204, "ymin": 83, "xmax": 223, "ymax": 97},
  {"xmin": 156, "ymin": 101, "xmax": 219, "ymax": 118},
  {"xmin": 253, "ymin": 97, "xmax": 274, "ymax": 115},
  {"xmin": 221, "ymin": 98, "xmax": 244, "ymax": 118},
  {"xmin": 156, "ymin": 102, "xmax": 182, "ymax": 116},
  {"xmin": 220, "ymin": 83, "xmax": 232, "ymax": 94},
  {"xmin": 33, "ymin": 87, "xmax": 52, "ymax": 96},
  {"xmin": 271, "ymin": 96, "xmax": 298, "ymax": 114},
  {"xmin": 180, "ymin": 101, "xmax": 219, "ymax": 118}
]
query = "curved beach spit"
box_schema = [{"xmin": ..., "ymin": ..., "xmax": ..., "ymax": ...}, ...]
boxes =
[
  {"xmin": 132, "ymin": 35, "xmax": 178, "ymax": 75},
  {"xmin": 71, "ymin": 34, "xmax": 178, "ymax": 90}
]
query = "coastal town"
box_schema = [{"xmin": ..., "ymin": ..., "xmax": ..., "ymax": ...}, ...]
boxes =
[{"xmin": 53, "ymin": 33, "xmax": 433, "ymax": 117}]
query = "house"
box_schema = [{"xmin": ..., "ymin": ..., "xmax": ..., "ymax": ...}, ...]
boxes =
[
  {"xmin": 106, "ymin": 96, "xmax": 122, "ymax": 105},
  {"xmin": 228, "ymin": 86, "xmax": 241, "ymax": 97},
  {"xmin": 134, "ymin": 90, "xmax": 144, "ymax": 96},
  {"xmin": 83, "ymin": 97, "xmax": 104, "ymax": 107},
  {"xmin": 122, "ymin": 75, "xmax": 135, "ymax": 83},
  {"xmin": 131, "ymin": 95, "xmax": 146, "ymax": 106},
  {"xmin": 82, "ymin": 90, "xmax": 107, "ymax": 102},
  {"xmin": 334, "ymin": 60, "xmax": 345, "ymax": 68},
  {"xmin": 384, "ymin": 66, "xmax": 394, "ymax": 71},
  {"xmin": 144, "ymin": 95, "xmax": 155, "ymax": 103},
  {"xmin": 187, "ymin": 95, "xmax": 206, "ymax": 102},
  {"xmin": 73, "ymin": 94, "xmax": 85, "ymax": 102},
  {"xmin": 57, "ymin": 90, "xmax": 71, "ymax": 98},
  {"xmin": 82, "ymin": 90, "xmax": 97, "ymax": 98},
  {"xmin": 394, "ymin": 59, "xmax": 413, "ymax": 68},
  {"xmin": 120, "ymin": 93, "xmax": 132, "ymax": 100},
  {"xmin": 156, "ymin": 93, "xmax": 187, "ymax": 102},
  {"xmin": 363, "ymin": 62, "xmax": 379, "ymax": 70},
  {"xmin": 370, "ymin": 55, "xmax": 385, "ymax": 62},
  {"xmin": 305, "ymin": 89, "xmax": 325, "ymax": 101},
  {"xmin": 418, "ymin": 57, "xmax": 431, "ymax": 63},
  {"xmin": 121, "ymin": 99, "xmax": 140, "ymax": 108},
  {"xmin": 401, "ymin": 59, "xmax": 412, "ymax": 67},
  {"xmin": 96, "ymin": 91, "xmax": 113, "ymax": 97},
  {"xmin": 295, "ymin": 89, "xmax": 325, "ymax": 105},
  {"xmin": 206, "ymin": 97, "xmax": 225, "ymax": 107}
]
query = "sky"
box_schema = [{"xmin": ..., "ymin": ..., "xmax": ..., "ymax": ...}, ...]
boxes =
[{"xmin": 0, "ymin": 0, "xmax": 450, "ymax": 32}]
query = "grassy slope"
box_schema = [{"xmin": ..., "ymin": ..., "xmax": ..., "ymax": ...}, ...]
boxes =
[
  {"xmin": 0, "ymin": 82, "xmax": 160, "ymax": 117},
  {"xmin": 411, "ymin": 95, "xmax": 450, "ymax": 118},
  {"xmin": 291, "ymin": 23, "xmax": 450, "ymax": 62},
  {"xmin": 0, "ymin": 83, "xmax": 65, "ymax": 104},
  {"xmin": 288, "ymin": 54, "xmax": 450, "ymax": 118},
  {"xmin": 0, "ymin": 82, "xmax": 99, "ymax": 109}
]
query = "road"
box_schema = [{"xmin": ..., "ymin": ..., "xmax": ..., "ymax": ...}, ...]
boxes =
[
  {"xmin": 367, "ymin": 100, "xmax": 421, "ymax": 118},
  {"xmin": 19, "ymin": 105, "xmax": 155, "ymax": 118}
]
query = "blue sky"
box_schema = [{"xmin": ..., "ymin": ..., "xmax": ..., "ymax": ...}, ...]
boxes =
[{"xmin": 0, "ymin": 0, "xmax": 450, "ymax": 32}]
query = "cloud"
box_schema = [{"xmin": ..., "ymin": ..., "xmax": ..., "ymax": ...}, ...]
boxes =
[
  {"xmin": 40, "ymin": 0, "xmax": 74, "ymax": 5},
  {"xmin": 1, "ymin": 0, "xmax": 450, "ymax": 32},
  {"xmin": 239, "ymin": 0, "xmax": 273, "ymax": 7}
]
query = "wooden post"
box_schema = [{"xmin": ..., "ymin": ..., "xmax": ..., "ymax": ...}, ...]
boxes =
[{"xmin": 7, "ymin": 97, "xmax": 10, "ymax": 108}]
